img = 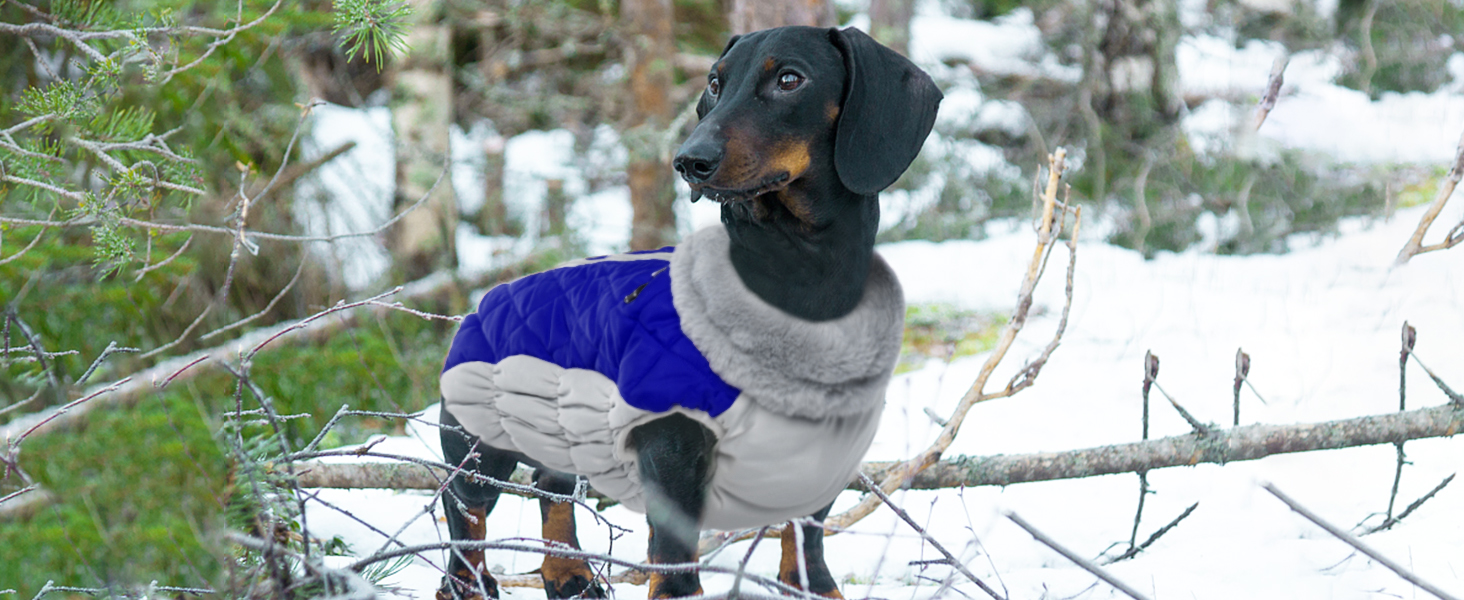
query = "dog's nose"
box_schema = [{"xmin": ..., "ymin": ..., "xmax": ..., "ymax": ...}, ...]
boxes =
[{"xmin": 673, "ymin": 144, "xmax": 722, "ymax": 184}]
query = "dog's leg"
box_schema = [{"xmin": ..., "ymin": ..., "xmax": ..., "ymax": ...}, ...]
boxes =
[
  {"xmin": 778, "ymin": 502, "xmax": 843, "ymax": 598},
  {"xmin": 438, "ymin": 404, "xmax": 518, "ymax": 600},
  {"xmin": 630, "ymin": 414, "xmax": 716, "ymax": 599},
  {"xmin": 533, "ymin": 468, "xmax": 607, "ymax": 598}
]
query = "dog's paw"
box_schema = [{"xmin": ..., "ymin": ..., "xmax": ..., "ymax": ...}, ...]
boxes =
[
  {"xmin": 437, "ymin": 568, "xmax": 500, "ymax": 600},
  {"xmin": 541, "ymin": 555, "xmax": 606, "ymax": 599},
  {"xmin": 646, "ymin": 573, "xmax": 703, "ymax": 599}
]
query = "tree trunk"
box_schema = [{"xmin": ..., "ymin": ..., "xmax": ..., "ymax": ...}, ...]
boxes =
[
  {"xmin": 1088, "ymin": 0, "xmax": 1183, "ymax": 140},
  {"xmin": 622, "ymin": 0, "xmax": 678, "ymax": 251},
  {"xmin": 869, "ymin": 0, "xmax": 914, "ymax": 55},
  {"xmin": 727, "ymin": 0, "xmax": 835, "ymax": 34},
  {"xmin": 389, "ymin": 0, "xmax": 457, "ymax": 279}
]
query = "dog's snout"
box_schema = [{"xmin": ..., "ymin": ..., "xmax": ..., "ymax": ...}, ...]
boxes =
[{"xmin": 673, "ymin": 141, "xmax": 722, "ymax": 184}]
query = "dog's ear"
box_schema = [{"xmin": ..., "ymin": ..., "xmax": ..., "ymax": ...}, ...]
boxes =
[
  {"xmin": 828, "ymin": 27, "xmax": 942, "ymax": 195},
  {"xmin": 697, "ymin": 34, "xmax": 742, "ymax": 119}
]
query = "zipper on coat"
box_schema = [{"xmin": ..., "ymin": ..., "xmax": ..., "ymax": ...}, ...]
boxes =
[{"xmin": 623, "ymin": 266, "xmax": 669, "ymax": 304}]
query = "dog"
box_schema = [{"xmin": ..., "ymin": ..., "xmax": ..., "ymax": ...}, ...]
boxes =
[{"xmin": 435, "ymin": 25, "xmax": 940, "ymax": 600}]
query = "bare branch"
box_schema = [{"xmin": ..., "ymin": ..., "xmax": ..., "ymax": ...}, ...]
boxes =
[
  {"xmin": 1395, "ymin": 128, "xmax": 1464, "ymax": 265},
  {"xmin": 295, "ymin": 403, "xmax": 1464, "ymax": 493},
  {"xmin": 1004, "ymin": 511, "xmax": 1151, "ymax": 600},
  {"xmin": 1363, "ymin": 473, "xmax": 1456, "ymax": 535},
  {"xmin": 1151, "ymin": 381, "xmax": 1213, "ymax": 435},
  {"xmin": 827, "ymin": 148, "xmax": 1080, "ymax": 531},
  {"xmin": 1104, "ymin": 502, "xmax": 1198, "ymax": 564},
  {"xmin": 1262, "ymin": 483, "xmax": 1461, "ymax": 600},
  {"xmin": 856, "ymin": 473, "xmax": 1005, "ymax": 600},
  {"xmin": 1253, "ymin": 54, "xmax": 1288, "ymax": 131},
  {"xmin": 0, "ymin": 215, "xmax": 51, "ymax": 267}
]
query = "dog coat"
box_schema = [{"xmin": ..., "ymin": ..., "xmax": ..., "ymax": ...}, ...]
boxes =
[{"xmin": 440, "ymin": 225, "xmax": 904, "ymax": 529}]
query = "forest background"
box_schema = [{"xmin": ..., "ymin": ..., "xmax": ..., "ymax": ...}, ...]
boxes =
[{"xmin": 2, "ymin": 0, "xmax": 1463, "ymax": 596}]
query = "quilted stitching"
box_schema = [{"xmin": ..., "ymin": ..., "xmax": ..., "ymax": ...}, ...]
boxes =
[{"xmin": 443, "ymin": 251, "xmax": 741, "ymax": 417}]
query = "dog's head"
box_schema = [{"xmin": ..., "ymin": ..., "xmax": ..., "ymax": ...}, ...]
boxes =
[{"xmin": 673, "ymin": 26, "xmax": 942, "ymax": 225}]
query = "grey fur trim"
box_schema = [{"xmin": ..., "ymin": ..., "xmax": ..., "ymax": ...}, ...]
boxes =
[{"xmin": 670, "ymin": 226, "xmax": 905, "ymax": 420}]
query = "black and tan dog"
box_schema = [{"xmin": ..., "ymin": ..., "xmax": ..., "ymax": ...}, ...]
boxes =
[{"xmin": 437, "ymin": 25, "xmax": 940, "ymax": 600}]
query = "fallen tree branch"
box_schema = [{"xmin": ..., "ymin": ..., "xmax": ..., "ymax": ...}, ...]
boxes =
[{"xmin": 290, "ymin": 402, "xmax": 1464, "ymax": 493}]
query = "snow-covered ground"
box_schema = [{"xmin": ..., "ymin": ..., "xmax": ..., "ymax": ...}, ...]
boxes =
[
  {"xmin": 298, "ymin": 2, "xmax": 1464, "ymax": 598},
  {"xmin": 309, "ymin": 198, "xmax": 1464, "ymax": 599}
]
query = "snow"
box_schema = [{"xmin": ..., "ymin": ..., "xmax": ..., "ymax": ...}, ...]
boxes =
[
  {"xmin": 297, "ymin": 5, "xmax": 1464, "ymax": 599},
  {"xmin": 294, "ymin": 103, "xmax": 395, "ymax": 290},
  {"xmin": 310, "ymin": 200, "xmax": 1464, "ymax": 599}
]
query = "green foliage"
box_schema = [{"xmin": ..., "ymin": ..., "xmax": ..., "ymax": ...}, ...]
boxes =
[
  {"xmin": 17, "ymin": 80, "xmax": 99, "ymax": 129},
  {"xmin": 896, "ymin": 303, "xmax": 1006, "ymax": 374},
  {"xmin": 0, "ymin": 228, "xmax": 196, "ymax": 402},
  {"xmin": 1093, "ymin": 145, "xmax": 1388, "ymax": 257},
  {"xmin": 0, "ymin": 305, "xmax": 457, "ymax": 595},
  {"xmin": 1335, "ymin": 0, "xmax": 1464, "ymax": 98},
  {"xmin": 50, "ymin": 0, "xmax": 127, "ymax": 29},
  {"xmin": 0, "ymin": 392, "xmax": 230, "ymax": 595},
  {"xmin": 242, "ymin": 313, "xmax": 455, "ymax": 448},
  {"xmin": 333, "ymin": 0, "xmax": 414, "ymax": 70}
]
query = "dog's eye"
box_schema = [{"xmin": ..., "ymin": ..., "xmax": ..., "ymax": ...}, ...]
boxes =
[
  {"xmin": 777, "ymin": 72, "xmax": 804, "ymax": 91},
  {"xmin": 708, "ymin": 77, "xmax": 721, "ymax": 97}
]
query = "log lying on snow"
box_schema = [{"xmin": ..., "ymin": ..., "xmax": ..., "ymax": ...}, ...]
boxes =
[{"xmin": 296, "ymin": 402, "xmax": 1463, "ymax": 492}]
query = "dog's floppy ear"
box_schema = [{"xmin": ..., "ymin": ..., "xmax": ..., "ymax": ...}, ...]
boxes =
[
  {"xmin": 829, "ymin": 27, "xmax": 942, "ymax": 195},
  {"xmin": 697, "ymin": 34, "xmax": 742, "ymax": 119}
]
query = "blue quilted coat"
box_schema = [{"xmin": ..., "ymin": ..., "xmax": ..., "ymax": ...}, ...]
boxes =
[
  {"xmin": 440, "ymin": 226, "xmax": 905, "ymax": 529},
  {"xmin": 444, "ymin": 248, "xmax": 740, "ymax": 417}
]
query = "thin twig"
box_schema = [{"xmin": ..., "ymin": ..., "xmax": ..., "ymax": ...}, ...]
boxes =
[
  {"xmin": 828, "ymin": 149, "xmax": 1080, "ymax": 531},
  {"xmin": 857, "ymin": 473, "xmax": 1005, "ymax": 600},
  {"xmin": 1105, "ymin": 502, "xmax": 1199, "ymax": 564},
  {"xmin": 728, "ymin": 526, "xmax": 770, "ymax": 600},
  {"xmin": 0, "ymin": 217, "xmax": 50, "ymax": 267},
  {"xmin": 1152, "ymin": 381, "xmax": 1213, "ymax": 435},
  {"xmin": 1004, "ymin": 511, "xmax": 1151, "ymax": 600},
  {"xmin": 199, "ymin": 254, "xmax": 309, "ymax": 341},
  {"xmin": 1233, "ymin": 348, "xmax": 1250, "ymax": 426},
  {"xmin": 1411, "ymin": 353, "xmax": 1464, "ymax": 405},
  {"xmin": 1253, "ymin": 54, "xmax": 1289, "ymax": 130},
  {"xmin": 1395, "ymin": 128, "xmax": 1464, "ymax": 265},
  {"xmin": 1262, "ymin": 482, "xmax": 1460, "ymax": 600},
  {"xmin": 1364, "ymin": 473, "xmax": 1456, "ymax": 535}
]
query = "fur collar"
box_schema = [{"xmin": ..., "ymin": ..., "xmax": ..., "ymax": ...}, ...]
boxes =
[{"xmin": 671, "ymin": 226, "xmax": 905, "ymax": 419}]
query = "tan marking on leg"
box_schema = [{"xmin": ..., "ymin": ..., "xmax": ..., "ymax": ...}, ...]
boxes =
[
  {"xmin": 540, "ymin": 501, "xmax": 598, "ymax": 594},
  {"xmin": 778, "ymin": 521, "xmax": 843, "ymax": 599},
  {"xmin": 463, "ymin": 506, "xmax": 488, "ymax": 572}
]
